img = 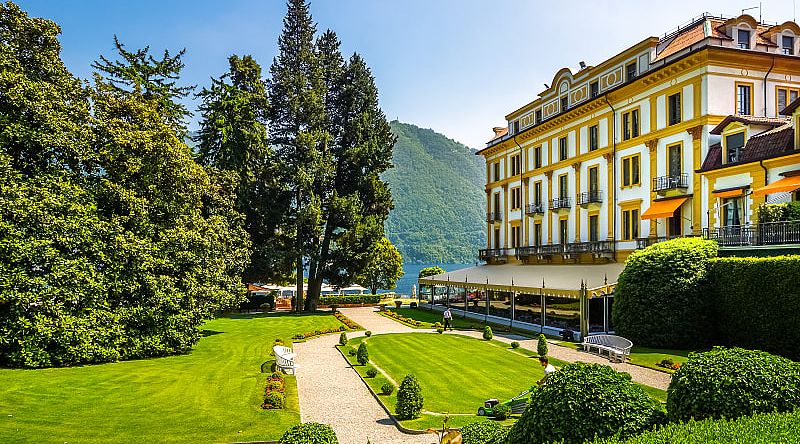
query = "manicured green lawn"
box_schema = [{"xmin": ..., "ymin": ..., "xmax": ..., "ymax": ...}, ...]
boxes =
[
  {"xmin": 343, "ymin": 333, "xmax": 544, "ymax": 429},
  {"xmin": 555, "ymin": 340, "xmax": 691, "ymax": 374},
  {"xmin": 0, "ymin": 313, "xmax": 343, "ymax": 443}
]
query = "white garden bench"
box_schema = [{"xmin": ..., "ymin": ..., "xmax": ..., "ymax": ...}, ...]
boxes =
[
  {"xmin": 273, "ymin": 345, "xmax": 298, "ymax": 374},
  {"xmin": 582, "ymin": 334, "xmax": 633, "ymax": 362}
]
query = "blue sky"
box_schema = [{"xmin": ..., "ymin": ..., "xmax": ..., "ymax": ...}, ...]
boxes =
[{"xmin": 16, "ymin": 0, "xmax": 798, "ymax": 148}]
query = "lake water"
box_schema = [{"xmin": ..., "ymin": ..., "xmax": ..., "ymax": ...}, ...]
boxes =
[{"xmin": 387, "ymin": 263, "xmax": 473, "ymax": 296}]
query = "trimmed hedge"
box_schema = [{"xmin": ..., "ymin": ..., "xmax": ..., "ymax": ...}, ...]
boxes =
[
  {"xmin": 461, "ymin": 421, "xmax": 510, "ymax": 444},
  {"xmin": 279, "ymin": 423, "xmax": 338, "ymax": 443},
  {"xmin": 318, "ymin": 295, "xmax": 381, "ymax": 306},
  {"xmin": 708, "ymin": 256, "xmax": 800, "ymax": 360},
  {"xmin": 613, "ymin": 238, "xmax": 718, "ymax": 349},
  {"xmin": 507, "ymin": 363, "xmax": 664, "ymax": 444},
  {"xmin": 591, "ymin": 409, "xmax": 800, "ymax": 444},
  {"xmin": 667, "ymin": 347, "xmax": 800, "ymax": 422}
]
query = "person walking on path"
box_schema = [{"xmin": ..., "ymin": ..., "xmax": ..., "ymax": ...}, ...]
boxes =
[{"xmin": 443, "ymin": 307, "xmax": 453, "ymax": 331}]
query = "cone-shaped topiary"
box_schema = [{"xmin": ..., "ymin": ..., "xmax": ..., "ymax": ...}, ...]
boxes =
[
  {"xmin": 356, "ymin": 342, "xmax": 369, "ymax": 366},
  {"xmin": 537, "ymin": 334, "xmax": 548, "ymax": 357},
  {"xmin": 395, "ymin": 374, "xmax": 424, "ymax": 419},
  {"xmin": 338, "ymin": 332, "xmax": 348, "ymax": 346},
  {"xmin": 507, "ymin": 362, "xmax": 664, "ymax": 444},
  {"xmin": 483, "ymin": 326, "xmax": 493, "ymax": 340}
]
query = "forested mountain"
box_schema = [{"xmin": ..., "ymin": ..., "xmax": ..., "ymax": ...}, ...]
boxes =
[{"xmin": 384, "ymin": 121, "xmax": 486, "ymax": 264}]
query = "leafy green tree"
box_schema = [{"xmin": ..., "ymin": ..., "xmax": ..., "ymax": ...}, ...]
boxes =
[
  {"xmin": 418, "ymin": 266, "xmax": 445, "ymax": 279},
  {"xmin": 0, "ymin": 1, "xmax": 92, "ymax": 176},
  {"xmin": 267, "ymin": 1, "xmax": 394, "ymax": 311},
  {"xmin": 354, "ymin": 238, "xmax": 403, "ymax": 295},
  {"xmin": 196, "ymin": 54, "xmax": 292, "ymax": 282}
]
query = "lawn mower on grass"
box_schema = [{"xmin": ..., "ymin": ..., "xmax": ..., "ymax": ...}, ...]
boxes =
[{"xmin": 477, "ymin": 387, "xmax": 532, "ymax": 417}]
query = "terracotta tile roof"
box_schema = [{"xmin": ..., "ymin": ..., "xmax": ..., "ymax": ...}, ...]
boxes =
[
  {"xmin": 655, "ymin": 19, "xmax": 736, "ymax": 62},
  {"xmin": 700, "ymin": 122, "xmax": 795, "ymax": 172},
  {"xmin": 781, "ymin": 96, "xmax": 800, "ymax": 116},
  {"xmin": 709, "ymin": 116, "xmax": 789, "ymax": 134}
]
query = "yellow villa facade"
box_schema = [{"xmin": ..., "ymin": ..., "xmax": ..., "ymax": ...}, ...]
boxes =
[{"xmin": 419, "ymin": 14, "xmax": 800, "ymax": 339}]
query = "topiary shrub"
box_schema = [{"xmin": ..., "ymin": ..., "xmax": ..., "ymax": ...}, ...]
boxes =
[
  {"xmin": 279, "ymin": 422, "xmax": 339, "ymax": 444},
  {"xmin": 365, "ymin": 367, "xmax": 377, "ymax": 378},
  {"xmin": 510, "ymin": 341, "xmax": 520, "ymax": 349},
  {"xmin": 395, "ymin": 374, "xmax": 424, "ymax": 419},
  {"xmin": 364, "ymin": 331, "xmax": 372, "ymax": 337},
  {"xmin": 493, "ymin": 403, "xmax": 511, "ymax": 420},
  {"xmin": 347, "ymin": 348, "xmax": 356, "ymax": 356},
  {"xmin": 356, "ymin": 342, "xmax": 369, "ymax": 366},
  {"xmin": 614, "ymin": 237, "xmax": 718, "ymax": 349},
  {"xmin": 667, "ymin": 347, "xmax": 800, "ymax": 422},
  {"xmin": 507, "ymin": 362, "xmax": 664, "ymax": 444},
  {"xmin": 537, "ymin": 334, "xmax": 548, "ymax": 357},
  {"xmin": 381, "ymin": 383, "xmax": 394, "ymax": 395},
  {"xmin": 461, "ymin": 421, "xmax": 510, "ymax": 444},
  {"xmin": 436, "ymin": 328, "xmax": 444, "ymax": 334},
  {"xmin": 338, "ymin": 332, "xmax": 348, "ymax": 346},
  {"xmin": 263, "ymin": 391, "xmax": 285, "ymax": 409},
  {"xmin": 483, "ymin": 326, "xmax": 493, "ymax": 341}
]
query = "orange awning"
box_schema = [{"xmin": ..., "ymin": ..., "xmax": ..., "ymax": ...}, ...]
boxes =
[
  {"xmin": 641, "ymin": 197, "xmax": 688, "ymax": 220},
  {"xmin": 713, "ymin": 188, "xmax": 747, "ymax": 198},
  {"xmin": 752, "ymin": 176, "xmax": 800, "ymax": 196}
]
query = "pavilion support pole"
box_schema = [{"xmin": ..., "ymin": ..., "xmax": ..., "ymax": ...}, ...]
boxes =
[
  {"xmin": 485, "ymin": 289, "xmax": 490, "ymax": 324},
  {"xmin": 432, "ymin": 286, "xmax": 437, "ymax": 307},
  {"xmin": 463, "ymin": 287, "xmax": 468, "ymax": 318},
  {"xmin": 510, "ymin": 291, "xmax": 516, "ymax": 329},
  {"xmin": 579, "ymin": 280, "xmax": 589, "ymax": 340}
]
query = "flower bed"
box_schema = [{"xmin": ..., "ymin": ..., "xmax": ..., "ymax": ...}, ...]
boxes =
[
  {"xmin": 262, "ymin": 372, "xmax": 286, "ymax": 409},
  {"xmin": 333, "ymin": 311, "xmax": 362, "ymax": 330},
  {"xmin": 382, "ymin": 310, "xmax": 425, "ymax": 327},
  {"xmin": 657, "ymin": 358, "xmax": 681, "ymax": 371},
  {"xmin": 290, "ymin": 312, "xmax": 362, "ymax": 340}
]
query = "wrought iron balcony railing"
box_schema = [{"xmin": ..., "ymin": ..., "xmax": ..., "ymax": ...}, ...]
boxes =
[
  {"xmin": 525, "ymin": 203, "xmax": 545, "ymax": 215},
  {"xmin": 577, "ymin": 190, "xmax": 603, "ymax": 206},
  {"xmin": 486, "ymin": 212, "xmax": 503, "ymax": 223},
  {"xmin": 703, "ymin": 221, "xmax": 800, "ymax": 247},
  {"xmin": 516, "ymin": 241, "xmax": 613, "ymax": 258},
  {"xmin": 652, "ymin": 174, "xmax": 689, "ymax": 192},
  {"xmin": 549, "ymin": 197, "xmax": 572, "ymax": 210},
  {"xmin": 479, "ymin": 248, "xmax": 513, "ymax": 261}
]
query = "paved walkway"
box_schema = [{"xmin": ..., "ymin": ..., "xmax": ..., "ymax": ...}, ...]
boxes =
[{"xmin": 294, "ymin": 307, "xmax": 670, "ymax": 443}]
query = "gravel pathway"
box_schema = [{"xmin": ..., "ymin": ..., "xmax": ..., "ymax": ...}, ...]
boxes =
[
  {"xmin": 293, "ymin": 322, "xmax": 430, "ymax": 444},
  {"xmin": 294, "ymin": 307, "xmax": 670, "ymax": 443}
]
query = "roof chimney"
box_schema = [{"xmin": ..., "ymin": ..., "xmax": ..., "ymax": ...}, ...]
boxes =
[{"xmin": 492, "ymin": 127, "xmax": 506, "ymax": 137}]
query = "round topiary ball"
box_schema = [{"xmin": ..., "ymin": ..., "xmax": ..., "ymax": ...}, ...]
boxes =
[
  {"xmin": 507, "ymin": 362, "xmax": 664, "ymax": 444},
  {"xmin": 667, "ymin": 347, "xmax": 800, "ymax": 422},
  {"xmin": 461, "ymin": 420, "xmax": 510, "ymax": 444},
  {"xmin": 279, "ymin": 422, "xmax": 338, "ymax": 443}
]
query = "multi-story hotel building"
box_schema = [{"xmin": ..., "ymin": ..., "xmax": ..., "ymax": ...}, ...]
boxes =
[{"xmin": 420, "ymin": 14, "xmax": 800, "ymax": 339}]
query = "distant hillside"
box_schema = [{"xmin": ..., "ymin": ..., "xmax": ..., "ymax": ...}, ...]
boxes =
[{"xmin": 384, "ymin": 121, "xmax": 486, "ymax": 264}]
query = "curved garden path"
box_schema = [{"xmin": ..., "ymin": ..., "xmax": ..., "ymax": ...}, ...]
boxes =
[{"xmin": 294, "ymin": 307, "xmax": 671, "ymax": 443}]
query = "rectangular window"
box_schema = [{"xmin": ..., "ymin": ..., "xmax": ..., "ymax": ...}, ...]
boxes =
[
  {"xmin": 494, "ymin": 227, "xmax": 500, "ymax": 248},
  {"xmin": 534, "ymin": 222, "xmax": 542, "ymax": 246},
  {"xmin": 510, "ymin": 154, "xmax": 521, "ymax": 176},
  {"xmin": 626, "ymin": 62, "xmax": 637, "ymax": 82},
  {"xmin": 559, "ymin": 137, "xmax": 568, "ymax": 161},
  {"xmin": 535, "ymin": 109, "xmax": 542, "ymax": 124},
  {"xmin": 723, "ymin": 197, "xmax": 742, "ymax": 227},
  {"xmin": 511, "ymin": 225, "xmax": 521, "ymax": 248},
  {"xmin": 738, "ymin": 29, "xmax": 750, "ymax": 49},
  {"xmin": 589, "ymin": 165, "xmax": 599, "ymax": 192},
  {"xmin": 534, "ymin": 146, "xmax": 542, "ymax": 168},
  {"xmin": 513, "ymin": 120, "xmax": 520, "ymax": 134},
  {"xmin": 668, "ymin": 93, "xmax": 681, "ymax": 125},
  {"xmin": 590, "ymin": 81, "xmax": 599, "ymax": 98},
  {"xmin": 534, "ymin": 181, "xmax": 542, "ymax": 205},
  {"xmin": 725, "ymin": 132, "xmax": 745, "ymax": 163},
  {"xmin": 737, "ymin": 83, "xmax": 752, "ymax": 115},
  {"xmin": 559, "ymin": 174, "xmax": 568, "ymax": 199},
  {"xmin": 622, "ymin": 109, "xmax": 639, "ymax": 140},
  {"xmin": 622, "ymin": 208, "xmax": 640, "ymax": 240},
  {"xmin": 559, "ymin": 219, "xmax": 569, "ymax": 244},
  {"xmin": 777, "ymin": 87, "xmax": 800, "ymax": 114},
  {"xmin": 561, "ymin": 96, "xmax": 569, "ymax": 112},
  {"xmin": 510, "ymin": 187, "xmax": 521, "ymax": 210},
  {"xmin": 493, "ymin": 162, "xmax": 501, "ymax": 182},
  {"xmin": 668, "ymin": 144, "xmax": 682, "ymax": 177},
  {"xmin": 589, "ymin": 214, "xmax": 599, "ymax": 242},
  {"xmin": 493, "ymin": 192, "xmax": 501, "ymax": 215},
  {"xmin": 668, "ymin": 206, "xmax": 682, "ymax": 237},
  {"xmin": 589, "ymin": 125, "xmax": 599, "ymax": 151},
  {"xmin": 783, "ymin": 35, "xmax": 795, "ymax": 55},
  {"xmin": 621, "ymin": 154, "xmax": 640, "ymax": 187}
]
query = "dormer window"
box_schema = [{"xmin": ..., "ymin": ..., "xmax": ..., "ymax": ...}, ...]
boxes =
[
  {"xmin": 535, "ymin": 109, "xmax": 542, "ymax": 124},
  {"xmin": 626, "ymin": 62, "xmax": 637, "ymax": 82},
  {"xmin": 561, "ymin": 96, "xmax": 569, "ymax": 112},
  {"xmin": 725, "ymin": 131, "xmax": 745, "ymax": 163},
  {"xmin": 738, "ymin": 29, "xmax": 751, "ymax": 49},
  {"xmin": 783, "ymin": 35, "xmax": 795, "ymax": 55}
]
